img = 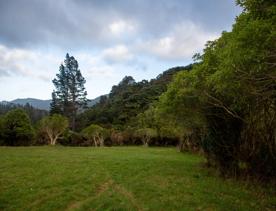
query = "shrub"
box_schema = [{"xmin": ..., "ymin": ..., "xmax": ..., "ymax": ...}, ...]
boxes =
[
  {"xmin": 1, "ymin": 109, "xmax": 34, "ymax": 146},
  {"xmin": 81, "ymin": 124, "xmax": 106, "ymax": 147},
  {"xmin": 59, "ymin": 130, "xmax": 87, "ymax": 146},
  {"xmin": 37, "ymin": 114, "xmax": 69, "ymax": 145},
  {"xmin": 134, "ymin": 128, "xmax": 158, "ymax": 147}
]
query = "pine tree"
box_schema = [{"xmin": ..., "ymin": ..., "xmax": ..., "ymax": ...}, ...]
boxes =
[
  {"xmin": 51, "ymin": 53, "xmax": 88, "ymax": 130},
  {"xmin": 50, "ymin": 91, "xmax": 62, "ymax": 115}
]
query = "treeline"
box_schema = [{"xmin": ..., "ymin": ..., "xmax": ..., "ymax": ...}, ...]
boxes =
[
  {"xmin": 0, "ymin": 103, "xmax": 48, "ymax": 123},
  {"xmin": 144, "ymin": 0, "xmax": 276, "ymax": 180},
  {"xmin": 0, "ymin": 65, "xmax": 189, "ymax": 147}
]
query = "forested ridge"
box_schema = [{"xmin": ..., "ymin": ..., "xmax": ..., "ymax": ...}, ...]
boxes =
[
  {"xmin": 76, "ymin": 65, "xmax": 192, "ymax": 131},
  {"xmin": 0, "ymin": 0, "xmax": 275, "ymax": 182}
]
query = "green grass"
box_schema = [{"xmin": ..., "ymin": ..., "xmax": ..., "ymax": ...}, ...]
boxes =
[{"xmin": 0, "ymin": 147, "xmax": 275, "ymax": 211}]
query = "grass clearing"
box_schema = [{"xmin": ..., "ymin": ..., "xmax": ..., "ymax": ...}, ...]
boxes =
[{"xmin": 0, "ymin": 146, "xmax": 275, "ymax": 210}]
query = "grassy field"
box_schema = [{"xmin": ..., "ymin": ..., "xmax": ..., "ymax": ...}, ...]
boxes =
[{"xmin": 0, "ymin": 147, "xmax": 275, "ymax": 211}]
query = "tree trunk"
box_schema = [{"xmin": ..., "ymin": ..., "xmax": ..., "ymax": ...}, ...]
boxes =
[
  {"xmin": 71, "ymin": 114, "xmax": 76, "ymax": 131},
  {"xmin": 47, "ymin": 133, "xmax": 54, "ymax": 145},
  {"xmin": 93, "ymin": 137, "xmax": 98, "ymax": 147},
  {"xmin": 143, "ymin": 136, "xmax": 149, "ymax": 147},
  {"xmin": 49, "ymin": 137, "xmax": 54, "ymax": 145},
  {"xmin": 99, "ymin": 137, "xmax": 104, "ymax": 147},
  {"xmin": 178, "ymin": 137, "xmax": 184, "ymax": 152},
  {"xmin": 52, "ymin": 136, "xmax": 58, "ymax": 145}
]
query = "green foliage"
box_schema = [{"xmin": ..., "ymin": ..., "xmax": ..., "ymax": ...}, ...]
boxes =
[
  {"xmin": 0, "ymin": 102, "xmax": 48, "ymax": 123},
  {"xmin": 50, "ymin": 92, "xmax": 62, "ymax": 115},
  {"xmin": 76, "ymin": 65, "xmax": 192, "ymax": 131},
  {"xmin": 236, "ymin": 0, "xmax": 276, "ymax": 19},
  {"xmin": 51, "ymin": 53, "xmax": 88, "ymax": 130},
  {"xmin": 81, "ymin": 124, "xmax": 106, "ymax": 146},
  {"xmin": 37, "ymin": 114, "xmax": 69, "ymax": 145},
  {"xmin": 134, "ymin": 128, "xmax": 158, "ymax": 146},
  {"xmin": 155, "ymin": 0, "xmax": 276, "ymax": 179},
  {"xmin": 59, "ymin": 130, "xmax": 87, "ymax": 146},
  {"xmin": 0, "ymin": 116, "xmax": 4, "ymax": 145},
  {"xmin": 1, "ymin": 109, "xmax": 34, "ymax": 146}
]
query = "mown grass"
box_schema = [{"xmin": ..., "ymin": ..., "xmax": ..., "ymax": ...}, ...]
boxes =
[{"xmin": 0, "ymin": 146, "xmax": 275, "ymax": 210}]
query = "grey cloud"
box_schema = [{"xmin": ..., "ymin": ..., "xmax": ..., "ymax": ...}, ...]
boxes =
[
  {"xmin": 0, "ymin": 68, "xmax": 10, "ymax": 77},
  {"xmin": 0, "ymin": 0, "xmax": 241, "ymax": 49}
]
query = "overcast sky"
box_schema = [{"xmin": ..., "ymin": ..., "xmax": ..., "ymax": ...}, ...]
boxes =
[{"xmin": 0, "ymin": 0, "xmax": 241, "ymax": 101}]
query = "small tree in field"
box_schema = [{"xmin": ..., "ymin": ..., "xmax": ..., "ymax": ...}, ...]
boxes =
[
  {"xmin": 38, "ymin": 114, "xmax": 69, "ymax": 145},
  {"xmin": 134, "ymin": 128, "xmax": 158, "ymax": 147},
  {"xmin": 81, "ymin": 124, "xmax": 106, "ymax": 147}
]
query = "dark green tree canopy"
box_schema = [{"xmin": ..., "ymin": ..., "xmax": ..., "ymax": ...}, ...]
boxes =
[
  {"xmin": 75, "ymin": 65, "xmax": 192, "ymax": 130},
  {"xmin": 51, "ymin": 53, "xmax": 88, "ymax": 130},
  {"xmin": 1, "ymin": 109, "xmax": 34, "ymax": 146},
  {"xmin": 155, "ymin": 0, "xmax": 276, "ymax": 178}
]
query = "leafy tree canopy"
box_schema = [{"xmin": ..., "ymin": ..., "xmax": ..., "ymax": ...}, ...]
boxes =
[
  {"xmin": 1, "ymin": 109, "xmax": 34, "ymax": 146},
  {"xmin": 38, "ymin": 114, "xmax": 69, "ymax": 145}
]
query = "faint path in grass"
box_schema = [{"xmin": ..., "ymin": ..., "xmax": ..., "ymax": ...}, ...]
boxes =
[
  {"xmin": 65, "ymin": 179, "xmax": 113, "ymax": 210},
  {"xmin": 65, "ymin": 179, "xmax": 143, "ymax": 211},
  {"xmin": 27, "ymin": 190, "xmax": 61, "ymax": 210},
  {"xmin": 113, "ymin": 183, "xmax": 143, "ymax": 211}
]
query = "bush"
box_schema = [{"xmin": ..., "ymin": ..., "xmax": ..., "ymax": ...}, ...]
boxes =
[
  {"xmin": 81, "ymin": 124, "xmax": 107, "ymax": 147},
  {"xmin": 59, "ymin": 130, "xmax": 87, "ymax": 146},
  {"xmin": 37, "ymin": 114, "xmax": 69, "ymax": 145},
  {"xmin": 134, "ymin": 128, "xmax": 158, "ymax": 147},
  {"xmin": 1, "ymin": 109, "xmax": 34, "ymax": 146}
]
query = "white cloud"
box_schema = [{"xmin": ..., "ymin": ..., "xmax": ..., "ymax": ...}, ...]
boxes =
[
  {"xmin": 86, "ymin": 66, "xmax": 115, "ymax": 78},
  {"xmin": 102, "ymin": 45, "xmax": 133, "ymax": 63},
  {"xmin": 0, "ymin": 44, "xmax": 60, "ymax": 81},
  {"xmin": 0, "ymin": 45, "xmax": 122, "ymax": 100},
  {"xmin": 138, "ymin": 21, "xmax": 219, "ymax": 60},
  {"xmin": 0, "ymin": 44, "xmax": 119, "ymax": 83},
  {"xmin": 109, "ymin": 20, "xmax": 137, "ymax": 36}
]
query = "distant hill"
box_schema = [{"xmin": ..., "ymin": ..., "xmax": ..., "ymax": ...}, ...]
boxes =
[
  {"xmin": 88, "ymin": 96, "xmax": 103, "ymax": 107},
  {"xmin": 10, "ymin": 98, "xmax": 51, "ymax": 111},
  {"xmin": 2, "ymin": 96, "xmax": 104, "ymax": 111},
  {"xmin": 0, "ymin": 102, "xmax": 48, "ymax": 123}
]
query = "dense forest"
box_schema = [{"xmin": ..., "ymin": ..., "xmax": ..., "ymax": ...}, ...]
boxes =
[
  {"xmin": 0, "ymin": 103, "xmax": 48, "ymax": 123},
  {"xmin": 0, "ymin": 0, "xmax": 275, "ymax": 182}
]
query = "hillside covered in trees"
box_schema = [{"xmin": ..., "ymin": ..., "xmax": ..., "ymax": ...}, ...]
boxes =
[{"xmin": 76, "ymin": 65, "xmax": 192, "ymax": 131}]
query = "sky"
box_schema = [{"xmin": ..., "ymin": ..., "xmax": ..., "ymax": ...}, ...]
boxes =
[{"xmin": 0, "ymin": 0, "xmax": 241, "ymax": 101}]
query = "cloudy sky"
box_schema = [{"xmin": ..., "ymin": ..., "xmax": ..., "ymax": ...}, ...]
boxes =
[{"xmin": 0, "ymin": 0, "xmax": 241, "ymax": 101}]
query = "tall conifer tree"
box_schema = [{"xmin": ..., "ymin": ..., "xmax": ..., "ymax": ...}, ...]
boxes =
[{"xmin": 51, "ymin": 53, "xmax": 88, "ymax": 130}]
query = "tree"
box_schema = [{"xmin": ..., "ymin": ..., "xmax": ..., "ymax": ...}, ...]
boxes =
[
  {"xmin": 81, "ymin": 124, "xmax": 106, "ymax": 147},
  {"xmin": 51, "ymin": 53, "xmax": 88, "ymax": 130},
  {"xmin": 50, "ymin": 92, "xmax": 62, "ymax": 115},
  {"xmin": 1, "ymin": 109, "xmax": 34, "ymax": 146},
  {"xmin": 134, "ymin": 128, "xmax": 158, "ymax": 147},
  {"xmin": 0, "ymin": 116, "xmax": 4, "ymax": 145},
  {"xmin": 38, "ymin": 114, "xmax": 69, "ymax": 145}
]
